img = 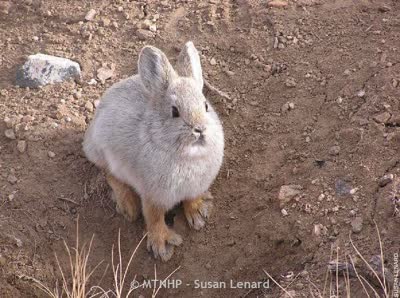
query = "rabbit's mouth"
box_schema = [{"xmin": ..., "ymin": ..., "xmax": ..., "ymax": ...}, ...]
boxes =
[{"xmin": 193, "ymin": 134, "xmax": 206, "ymax": 146}]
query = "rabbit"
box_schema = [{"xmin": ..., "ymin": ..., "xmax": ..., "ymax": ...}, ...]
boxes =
[{"xmin": 83, "ymin": 41, "xmax": 224, "ymax": 261}]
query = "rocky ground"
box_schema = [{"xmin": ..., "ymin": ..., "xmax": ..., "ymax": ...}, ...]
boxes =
[{"xmin": 0, "ymin": 0, "xmax": 399, "ymax": 297}]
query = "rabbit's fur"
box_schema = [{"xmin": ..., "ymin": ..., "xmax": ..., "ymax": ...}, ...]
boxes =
[{"xmin": 83, "ymin": 42, "xmax": 224, "ymax": 261}]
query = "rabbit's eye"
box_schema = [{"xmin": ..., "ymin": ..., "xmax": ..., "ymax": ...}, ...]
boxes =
[
  {"xmin": 205, "ymin": 102, "xmax": 209, "ymax": 112},
  {"xmin": 172, "ymin": 106, "xmax": 180, "ymax": 118}
]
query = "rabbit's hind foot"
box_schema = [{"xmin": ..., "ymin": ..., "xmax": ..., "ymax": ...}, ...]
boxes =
[
  {"xmin": 183, "ymin": 191, "xmax": 214, "ymax": 230},
  {"xmin": 142, "ymin": 199, "xmax": 183, "ymax": 262},
  {"xmin": 106, "ymin": 172, "xmax": 141, "ymax": 222}
]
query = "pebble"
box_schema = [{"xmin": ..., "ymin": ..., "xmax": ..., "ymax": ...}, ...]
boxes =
[
  {"xmin": 85, "ymin": 101, "xmax": 94, "ymax": 112},
  {"xmin": 17, "ymin": 140, "xmax": 26, "ymax": 153},
  {"xmin": 5, "ymin": 129, "xmax": 16, "ymax": 140},
  {"xmin": 205, "ymin": 263, "xmax": 212, "ymax": 269},
  {"xmin": 379, "ymin": 173, "xmax": 393, "ymax": 187},
  {"xmin": 351, "ymin": 217, "xmax": 363, "ymax": 233},
  {"xmin": 393, "ymin": 79, "xmax": 399, "ymax": 88},
  {"xmin": 136, "ymin": 29, "xmax": 155, "ymax": 41},
  {"xmin": 210, "ymin": 58, "xmax": 217, "ymax": 66},
  {"xmin": 357, "ymin": 90, "xmax": 366, "ymax": 97},
  {"xmin": 97, "ymin": 66, "xmax": 114, "ymax": 83},
  {"xmin": 281, "ymin": 208, "xmax": 288, "ymax": 216},
  {"xmin": 149, "ymin": 24, "xmax": 157, "ymax": 32},
  {"xmin": 73, "ymin": 91, "xmax": 82, "ymax": 99},
  {"xmin": 48, "ymin": 151, "xmax": 56, "ymax": 158},
  {"xmin": 7, "ymin": 174, "xmax": 17, "ymax": 184},
  {"xmin": 4, "ymin": 116, "xmax": 13, "ymax": 128},
  {"xmin": 278, "ymin": 185, "xmax": 302, "ymax": 207},
  {"xmin": 373, "ymin": 112, "xmax": 391, "ymax": 124},
  {"xmin": 14, "ymin": 237, "xmax": 23, "ymax": 248},
  {"xmin": 285, "ymin": 77, "xmax": 297, "ymax": 88},
  {"xmin": 344, "ymin": 69, "xmax": 351, "ymax": 76},
  {"xmin": 85, "ymin": 9, "xmax": 96, "ymax": 21},
  {"xmin": 281, "ymin": 102, "xmax": 295, "ymax": 112},
  {"xmin": 268, "ymin": 0, "xmax": 288, "ymax": 8},
  {"xmin": 94, "ymin": 100, "xmax": 101, "ymax": 108},
  {"xmin": 329, "ymin": 145, "xmax": 340, "ymax": 156}
]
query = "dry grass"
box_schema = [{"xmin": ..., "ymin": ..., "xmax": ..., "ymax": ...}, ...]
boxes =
[
  {"xmin": 263, "ymin": 221, "xmax": 394, "ymax": 298},
  {"xmin": 30, "ymin": 221, "xmax": 179, "ymax": 298}
]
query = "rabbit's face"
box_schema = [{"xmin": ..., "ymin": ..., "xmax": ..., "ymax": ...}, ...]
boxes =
[
  {"xmin": 138, "ymin": 42, "xmax": 223, "ymax": 157},
  {"xmin": 164, "ymin": 78, "xmax": 220, "ymax": 153}
]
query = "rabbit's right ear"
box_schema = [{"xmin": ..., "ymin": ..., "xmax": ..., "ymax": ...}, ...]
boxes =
[
  {"xmin": 176, "ymin": 41, "xmax": 204, "ymax": 90},
  {"xmin": 138, "ymin": 46, "xmax": 175, "ymax": 96}
]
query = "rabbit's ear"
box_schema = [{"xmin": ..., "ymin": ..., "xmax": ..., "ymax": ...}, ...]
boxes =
[
  {"xmin": 176, "ymin": 41, "xmax": 203, "ymax": 89},
  {"xmin": 138, "ymin": 46, "xmax": 175, "ymax": 95}
]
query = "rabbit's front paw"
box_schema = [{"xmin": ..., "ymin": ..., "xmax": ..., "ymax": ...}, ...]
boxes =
[
  {"xmin": 147, "ymin": 228, "xmax": 183, "ymax": 262},
  {"xmin": 183, "ymin": 192, "xmax": 213, "ymax": 230}
]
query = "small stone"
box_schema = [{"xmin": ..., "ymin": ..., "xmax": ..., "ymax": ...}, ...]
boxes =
[
  {"xmin": 344, "ymin": 69, "xmax": 351, "ymax": 75},
  {"xmin": 48, "ymin": 151, "xmax": 56, "ymax": 158},
  {"xmin": 329, "ymin": 145, "xmax": 340, "ymax": 156},
  {"xmin": 94, "ymin": 100, "xmax": 101, "ymax": 108},
  {"xmin": 205, "ymin": 263, "xmax": 212, "ymax": 269},
  {"xmin": 7, "ymin": 174, "xmax": 17, "ymax": 184},
  {"xmin": 379, "ymin": 174, "xmax": 393, "ymax": 187},
  {"xmin": 32, "ymin": 36, "xmax": 39, "ymax": 41},
  {"xmin": 117, "ymin": 6, "xmax": 123, "ymax": 12},
  {"xmin": 97, "ymin": 66, "xmax": 114, "ymax": 83},
  {"xmin": 21, "ymin": 115, "xmax": 34, "ymax": 123},
  {"xmin": 318, "ymin": 194, "xmax": 325, "ymax": 201},
  {"xmin": 14, "ymin": 237, "xmax": 23, "ymax": 248},
  {"xmin": 8, "ymin": 194, "xmax": 14, "ymax": 201},
  {"xmin": 101, "ymin": 18, "xmax": 111, "ymax": 27},
  {"xmin": 281, "ymin": 102, "xmax": 295, "ymax": 112},
  {"xmin": 285, "ymin": 77, "xmax": 297, "ymax": 87},
  {"xmin": 378, "ymin": 5, "xmax": 391, "ymax": 12},
  {"xmin": 281, "ymin": 208, "xmax": 288, "ymax": 216},
  {"xmin": 278, "ymin": 185, "xmax": 302, "ymax": 207},
  {"xmin": 357, "ymin": 90, "xmax": 366, "ymax": 97},
  {"xmin": 149, "ymin": 24, "xmax": 157, "ymax": 32},
  {"xmin": 210, "ymin": 58, "xmax": 217, "ymax": 66},
  {"xmin": 5, "ymin": 129, "xmax": 16, "ymax": 140},
  {"xmin": 85, "ymin": 101, "xmax": 94, "ymax": 112},
  {"xmin": 17, "ymin": 140, "xmax": 26, "ymax": 153},
  {"xmin": 73, "ymin": 91, "xmax": 82, "ymax": 99},
  {"xmin": 351, "ymin": 217, "xmax": 363, "ymax": 233},
  {"xmin": 268, "ymin": 0, "xmax": 288, "ymax": 8},
  {"xmin": 373, "ymin": 112, "xmax": 391, "ymax": 124},
  {"xmin": 136, "ymin": 29, "xmax": 155, "ymax": 41},
  {"xmin": 16, "ymin": 54, "xmax": 81, "ymax": 88},
  {"xmin": 85, "ymin": 9, "xmax": 96, "ymax": 21},
  {"xmin": 50, "ymin": 122, "xmax": 59, "ymax": 129},
  {"xmin": 88, "ymin": 78, "xmax": 97, "ymax": 85}
]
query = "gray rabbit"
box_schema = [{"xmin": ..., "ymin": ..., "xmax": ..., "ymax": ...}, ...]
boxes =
[{"xmin": 83, "ymin": 42, "xmax": 224, "ymax": 261}]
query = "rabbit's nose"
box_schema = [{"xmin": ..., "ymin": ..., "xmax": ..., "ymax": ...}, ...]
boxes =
[{"xmin": 193, "ymin": 126, "xmax": 206, "ymax": 135}]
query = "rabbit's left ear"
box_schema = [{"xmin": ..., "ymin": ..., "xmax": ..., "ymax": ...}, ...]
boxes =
[{"xmin": 176, "ymin": 41, "xmax": 203, "ymax": 89}]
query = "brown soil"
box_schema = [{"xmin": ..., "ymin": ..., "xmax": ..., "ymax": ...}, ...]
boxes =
[{"xmin": 0, "ymin": 0, "xmax": 399, "ymax": 297}]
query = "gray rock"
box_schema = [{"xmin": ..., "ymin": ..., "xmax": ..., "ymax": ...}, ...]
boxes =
[
  {"xmin": 351, "ymin": 217, "xmax": 363, "ymax": 233},
  {"xmin": 278, "ymin": 184, "xmax": 302, "ymax": 206},
  {"xmin": 329, "ymin": 145, "xmax": 340, "ymax": 156},
  {"xmin": 5, "ymin": 129, "xmax": 16, "ymax": 140},
  {"xmin": 379, "ymin": 174, "xmax": 393, "ymax": 187},
  {"xmin": 16, "ymin": 54, "xmax": 81, "ymax": 88},
  {"xmin": 17, "ymin": 140, "xmax": 26, "ymax": 153},
  {"xmin": 335, "ymin": 179, "xmax": 352, "ymax": 196},
  {"xmin": 136, "ymin": 29, "xmax": 155, "ymax": 41}
]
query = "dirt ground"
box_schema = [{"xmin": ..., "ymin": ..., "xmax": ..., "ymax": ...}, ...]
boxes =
[{"xmin": 0, "ymin": 0, "xmax": 399, "ymax": 297}]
